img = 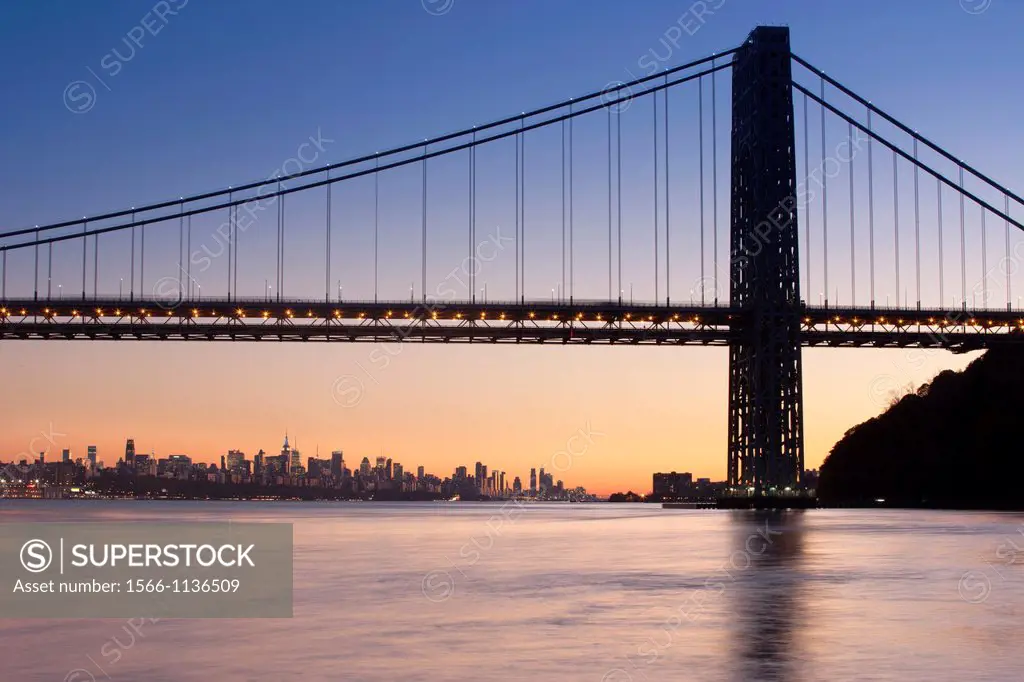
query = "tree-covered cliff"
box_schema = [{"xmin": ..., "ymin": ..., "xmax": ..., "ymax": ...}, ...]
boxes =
[{"xmin": 818, "ymin": 348, "xmax": 1024, "ymax": 509}]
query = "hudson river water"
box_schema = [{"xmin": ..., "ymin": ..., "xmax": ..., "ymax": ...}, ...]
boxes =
[{"xmin": 1, "ymin": 502, "xmax": 1023, "ymax": 681}]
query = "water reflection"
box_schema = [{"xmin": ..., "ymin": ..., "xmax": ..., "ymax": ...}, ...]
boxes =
[{"xmin": 728, "ymin": 511, "xmax": 806, "ymax": 682}]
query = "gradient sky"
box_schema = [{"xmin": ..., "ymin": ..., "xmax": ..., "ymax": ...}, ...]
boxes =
[{"xmin": 1, "ymin": 0, "xmax": 1022, "ymax": 495}]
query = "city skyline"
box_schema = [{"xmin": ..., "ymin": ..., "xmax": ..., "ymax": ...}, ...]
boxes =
[{"xmin": 3, "ymin": 431, "xmax": 595, "ymax": 497}]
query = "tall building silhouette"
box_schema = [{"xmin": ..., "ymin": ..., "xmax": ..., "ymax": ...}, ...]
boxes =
[{"xmin": 125, "ymin": 439, "xmax": 136, "ymax": 469}]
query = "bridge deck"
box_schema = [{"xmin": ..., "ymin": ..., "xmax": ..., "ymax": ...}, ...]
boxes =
[{"xmin": 1, "ymin": 299, "xmax": 1021, "ymax": 349}]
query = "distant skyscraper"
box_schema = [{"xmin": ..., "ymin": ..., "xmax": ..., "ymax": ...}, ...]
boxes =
[
  {"xmin": 62, "ymin": 448, "xmax": 70, "ymax": 463},
  {"xmin": 125, "ymin": 439, "xmax": 136, "ymax": 469},
  {"xmin": 331, "ymin": 451, "xmax": 345, "ymax": 478},
  {"xmin": 393, "ymin": 462, "xmax": 403, "ymax": 487},
  {"xmin": 281, "ymin": 433, "xmax": 292, "ymax": 473},
  {"xmin": 226, "ymin": 450, "xmax": 245, "ymax": 473},
  {"xmin": 254, "ymin": 450, "xmax": 264, "ymax": 476},
  {"xmin": 480, "ymin": 465, "xmax": 488, "ymax": 492},
  {"xmin": 475, "ymin": 461, "xmax": 483, "ymax": 488},
  {"xmin": 87, "ymin": 446, "xmax": 97, "ymax": 468},
  {"xmin": 513, "ymin": 476, "xmax": 522, "ymax": 493},
  {"xmin": 385, "ymin": 458, "xmax": 393, "ymax": 481},
  {"xmin": 530, "ymin": 468, "xmax": 537, "ymax": 495},
  {"xmin": 417, "ymin": 465, "xmax": 425, "ymax": 480},
  {"xmin": 289, "ymin": 437, "xmax": 301, "ymax": 474},
  {"xmin": 360, "ymin": 457, "xmax": 372, "ymax": 477}
]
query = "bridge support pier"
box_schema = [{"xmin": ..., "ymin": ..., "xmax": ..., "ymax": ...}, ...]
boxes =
[{"xmin": 727, "ymin": 26, "xmax": 804, "ymax": 494}]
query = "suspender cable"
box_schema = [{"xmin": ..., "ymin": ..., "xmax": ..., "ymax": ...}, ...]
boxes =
[
  {"xmin": 803, "ymin": 93, "xmax": 811, "ymax": 303},
  {"xmin": 1006, "ymin": 195, "xmax": 1011, "ymax": 310},
  {"xmin": 422, "ymin": 144, "xmax": 427, "ymax": 303},
  {"xmin": 47, "ymin": 240, "xmax": 52, "ymax": 299},
  {"xmin": 699, "ymin": 76, "xmax": 705, "ymax": 305},
  {"xmin": 374, "ymin": 156, "xmax": 380, "ymax": 304},
  {"xmin": 893, "ymin": 151, "xmax": 899, "ymax": 308},
  {"xmin": 187, "ymin": 214, "xmax": 192, "ymax": 299},
  {"xmin": 521, "ymin": 121, "xmax": 526, "ymax": 303},
  {"xmin": 178, "ymin": 207, "xmax": 184, "ymax": 301},
  {"xmin": 820, "ymin": 78, "xmax": 829, "ymax": 306},
  {"xmin": 617, "ymin": 97, "xmax": 622, "ymax": 305},
  {"xmin": 867, "ymin": 112, "xmax": 874, "ymax": 307},
  {"xmin": 561, "ymin": 118, "xmax": 566, "ymax": 303},
  {"xmin": 472, "ymin": 132, "xmax": 477, "ymax": 301},
  {"xmin": 130, "ymin": 209, "xmax": 136, "ymax": 301},
  {"xmin": 280, "ymin": 192, "xmax": 286, "ymax": 299},
  {"xmin": 81, "ymin": 221, "xmax": 87, "ymax": 299},
  {"xmin": 981, "ymin": 205, "xmax": 987, "ymax": 307},
  {"xmin": 569, "ymin": 103, "xmax": 574, "ymax": 303},
  {"xmin": 665, "ymin": 73, "xmax": 670, "ymax": 305},
  {"xmin": 607, "ymin": 106, "xmax": 612, "ymax": 301},
  {"xmin": 141, "ymin": 218, "xmax": 146, "ymax": 297},
  {"xmin": 469, "ymin": 135, "xmax": 474, "ymax": 302},
  {"xmin": 959, "ymin": 167, "xmax": 966, "ymax": 308},
  {"xmin": 275, "ymin": 184, "xmax": 281, "ymax": 301},
  {"xmin": 711, "ymin": 58, "xmax": 719, "ymax": 304},
  {"xmin": 848, "ymin": 123, "xmax": 856, "ymax": 307},
  {"xmin": 94, "ymin": 229, "xmax": 99, "ymax": 298},
  {"xmin": 653, "ymin": 90, "xmax": 659, "ymax": 305},
  {"xmin": 914, "ymin": 139, "xmax": 921, "ymax": 308},
  {"xmin": 130, "ymin": 212, "xmax": 135, "ymax": 301},
  {"xmin": 517, "ymin": 125, "xmax": 522, "ymax": 302},
  {"xmin": 226, "ymin": 191, "xmax": 232, "ymax": 300},
  {"xmin": 937, "ymin": 177, "xmax": 944, "ymax": 307},
  {"xmin": 472, "ymin": 134, "xmax": 477, "ymax": 302},
  {"xmin": 326, "ymin": 172, "xmax": 331, "ymax": 302},
  {"xmin": 34, "ymin": 228, "xmax": 39, "ymax": 300}
]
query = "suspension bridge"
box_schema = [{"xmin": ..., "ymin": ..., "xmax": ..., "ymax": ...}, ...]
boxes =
[{"xmin": 3, "ymin": 27, "xmax": 1022, "ymax": 493}]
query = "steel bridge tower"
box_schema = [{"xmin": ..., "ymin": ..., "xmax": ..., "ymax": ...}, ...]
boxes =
[{"xmin": 728, "ymin": 26, "xmax": 804, "ymax": 493}]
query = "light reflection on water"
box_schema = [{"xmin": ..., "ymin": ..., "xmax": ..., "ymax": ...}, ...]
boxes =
[{"xmin": 1, "ymin": 502, "xmax": 1022, "ymax": 681}]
